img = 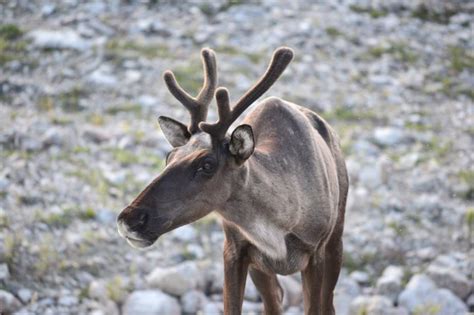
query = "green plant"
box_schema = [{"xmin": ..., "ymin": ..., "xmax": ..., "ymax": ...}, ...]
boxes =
[
  {"xmin": 349, "ymin": 5, "xmax": 388, "ymax": 18},
  {"xmin": 325, "ymin": 27, "xmax": 344, "ymax": 38},
  {"xmin": 0, "ymin": 24, "xmax": 23, "ymax": 40},
  {"xmin": 106, "ymin": 276, "xmax": 127, "ymax": 303},
  {"xmin": 466, "ymin": 208, "xmax": 474, "ymax": 249},
  {"xmin": 448, "ymin": 46, "xmax": 474, "ymax": 73},
  {"xmin": 458, "ymin": 170, "xmax": 474, "ymax": 200}
]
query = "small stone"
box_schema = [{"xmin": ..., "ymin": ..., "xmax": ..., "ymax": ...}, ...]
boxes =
[
  {"xmin": 201, "ymin": 301, "xmax": 221, "ymax": 314},
  {"xmin": 146, "ymin": 261, "xmax": 203, "ymax": 296},
  {"xmin": 17, "ymin": 288, "xmax": 33, "ymax": 303},
  {"xmin": 29, "ymin": 30, "xmax": 90, "ymax": 51},
  {"xmin": 426, "ymin": 264, "xmax": 471, "ymax": 299},
  {"xmin": 123, "ymin": 290, "xmax": 180, "ymax": 315},
  {"xmin": 0, "ymin": 263, "xmax": 10, "ymax": 280},
  {"xmin": 398, "ymin": 274, "xmax": 468, "ymax": 315},
  {"xmin": 373, "ymin": 127, "xmax": 408, "ymax": 147},
  {"xmin": 0, "ymin": 290, "xmax": 22, "ymax": 313},
  {"xmin": 88, "ymin": 280, "xmax": 108, "ymax": 301},
  {"xmin": 375, "ymin": 265, "xmax": 403, "ymax": 302},
  {"xmin": 349, "ymin": 270, "xmax": 370, "ymax": 285},
  {"xmin": 58, "ymin": 295, "xmax": 78, "ymax": 306},
  {"xmin": 278, "ymin": 275, "xmax": 302, "ymax": 307},
  {"xmin": 170, "ymin": 225, "xmax": 197, "ymax": 242},
  {"xmin": 180, "ymin": 290, "xmax": 207, "ymax": 314}
]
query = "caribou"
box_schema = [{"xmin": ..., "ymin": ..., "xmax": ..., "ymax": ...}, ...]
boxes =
[{"xmin": 117, "ymin": 47, "xmax": 348, "ymax": 315}]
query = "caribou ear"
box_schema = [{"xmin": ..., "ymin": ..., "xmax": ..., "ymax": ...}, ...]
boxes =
[
  {"xmin": 229, "ymin": 124, "xmax": 255, "ymax": 164},
  {"xmin": 158, "ymin": 116, "xmax": 191, "ymax": 147}
]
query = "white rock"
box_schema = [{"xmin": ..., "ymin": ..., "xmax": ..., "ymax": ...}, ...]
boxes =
[
  {"xmin": 29, "ymin": 30, "xmax": 90, "ymax": 51},
  {"xmin": 0, "ymin": 290, "xmax": 22, "ymax": 313},
  {"xmin": 350, "ymin": 295, "xmax": 408, "ymax": 315},
  {"xmin": 17, "ymin": 288, "xmax": 32, "ymax": 303},
  {"xmin": 373, "ymin": 127, "xmax": 407, "ymax": 147},
  {"xmin": 88, "ymin": 66, "xmax": 118, "ymax": 87},
  {"xmin": 146, "ymin": 261, "xmax": 203, "ymax": 296},
  {"xmin": 426, "ymin": 264, "xmax": 471, "ymax": 299},
  {"xmin": 278, "ymin": 275, "xmax": 302, "ymax": 307},
  {"xmin": 88, "ymin": 279, "xmax": 108, "ymax": 301},
  {"xmin": 0, "ymin": 263, "xmax": 9, "ymax": 280},
  {"xmin": 334, "ymin": 276, "xmax": 361, "ymax": 315},
  {"xmin": 375, "ymin": 265, "xmax": 404, "ymax": 302},
  {"xmin": 398, "ymin": 274, "xmax": 468, "ymax": 315},
  {"xmin": 244, "ymin": 276, "xmax": 260, "ymax": 302},
  {"xmin": 349, "ymin": 270, "xmax": 370, "ymax": 285},
  {"xmin": 122, "ymin": 290, "xmax": 180, "ymax": 315},
  {"xmin": 180, "ymin": 290, "xmax": 207, "ymax": 314},
  {"xmin": 170, "ymin": 225, "xmax": 197, "ymax": 242},
  {"xmin": 201, "ymin": 301, "xmax": 221, "ymax": 314}
]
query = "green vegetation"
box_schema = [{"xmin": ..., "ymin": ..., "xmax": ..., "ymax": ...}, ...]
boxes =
[
  {"xmin": 105, "ymin": 39, "xmax": 171, "ymax": 60},
  {"xmin": 413, "ymin": 304, "xmax": 442, "ymax": 315},
  {"xmin": 466, "ymin": 208, "xmax": 474, "ymax": 248},
  {"xmin": 172, "ymin": 61, "xmax": 204, "ymax": 94},
  {"xmin": 215, "ymin": 45, "xmax": 263, "ymax": 64},
  {"xmin": 423, "ymin": 137, "xmax": 452, "ymax": 160},
  {"xmin": 366, "ymin": 42, "xmax": 418, "ymax": 64},
  {"xmin": 458, "ymin": 170, "xmax": 474, "ymax": 200},
  {"xmin": 0, "ymin": 24, "xmax": 23, "ymax": 40},
  {"xmin": 411, "ymin": 4, "xmax": 454, "ymax": 24},
  {"xmin": 349, "ymin": 5, "xmax": 388, "ymax": 18},
  {"xmin": 36, "ymin": 235, "xmax": 59, "ymax": 276},
  {"xmin": 325, "ymin": 27, "xmax": 344, "ymax": 38},
  {"xmin": 106, "ymin": 276, "xmax": 128, "ymax": 303},
  {"xmin": 0, "ymin": 24, "xmax": 29, "ymax": 65},
  {"xmin": 106, "ymin": 102, "xmax": 143, "ymax": 115},
  {"xmin": 325, "ymin": 106, "xmax": 379, "ymax": 122},
  {"xmin": 38, "ymin": 87, "xmax": 88, "ymax": 112},
  {"xmin": 36, "ymin": 207, "xmax": 96, "ymax": 228},
  {"xmin": 448, "ymin": 46, "xmax": 474, "ymax": 73}
]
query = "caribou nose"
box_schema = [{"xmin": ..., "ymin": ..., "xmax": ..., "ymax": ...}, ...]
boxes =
[{"xmin": 117, "ymin": 207, "xmax": 149, "ymax": 233}]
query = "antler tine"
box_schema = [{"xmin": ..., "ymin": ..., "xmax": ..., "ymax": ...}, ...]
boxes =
[
  {"xmin": 163, "ymin": 48, "xmax": 217, "ymax": 134},
  {"xmin": 199, "ymin": 47, "xmax": 294, "ymax": 139}
]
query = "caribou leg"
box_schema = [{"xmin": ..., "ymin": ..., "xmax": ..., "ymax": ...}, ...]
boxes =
[
  {"xmin": 249, "ymin": 267, "xmax": 284, "ymax": 315},
  {"xmin": 223, "ymin": 239, "xmax": 249, "ymax": 315},
  {"xmin": 321, "ymin": 235, "xmax": 343, "ymax": 315},
  {"xmin": 301, "ymin": 251, "xmax": 325, "ymax": 315}
]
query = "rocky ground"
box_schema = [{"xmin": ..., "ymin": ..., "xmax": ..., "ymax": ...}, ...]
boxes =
[{"xmin": 0, "ymin": 0, "xmax": 473, "ymax": 314}]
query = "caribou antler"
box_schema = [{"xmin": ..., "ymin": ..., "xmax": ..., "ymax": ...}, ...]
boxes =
[
  {"xmin": 199, "ymin": 47, "xmax": 294, "ymax": 140},
  {"xmin": 163, "ymin": 48, "xmax": 217, "ymax": 134}
]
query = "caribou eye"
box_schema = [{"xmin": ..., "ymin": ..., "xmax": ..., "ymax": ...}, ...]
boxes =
[{"xmin": 197, "ymin": 158, "xmax": 216, "ymax": 175}]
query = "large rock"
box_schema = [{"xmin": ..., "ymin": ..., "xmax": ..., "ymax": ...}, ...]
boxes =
[
  {"xmin": 28, "ymin": 30, "xmax": 90, "ymax": 51},
  {"xmin": 0, "ymin": 290, "xmax": 22, "ymax": 313},
  {"xmin": 122, "ymin": 290, "xmax": 180, "ymax": 315},
  {"xmin": 398, "ymin": 274, "xmax": 468, "ymax": 315},
  {"xmin": 426, "ymin": 264, "xmax": 471, "ymax": 299},
  {"xmin": 334, "ymin": 276, "xmax": 361, "ymax": 315},
  {"xmin": 350, "ymin": 295, "xmax": 408, "ymax": 315},
  {"xmin": 146, "ymin": 261, "xmax": 203, "ymax": 296},
  {"xmin": 278, "ymin": 275, "xmax": 303, "ymax": 307},
  {"xmin": 375, "ymin": 265, "xmax": 404, "ymax": 302},
  {"xmin": 180, "ymin": 290, "xmax": 207, "ymax": 314}
]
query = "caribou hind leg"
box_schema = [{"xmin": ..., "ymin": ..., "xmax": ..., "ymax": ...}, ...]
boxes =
[
  {"xmin": 301, "ymin": 251, "xmax": 325, "ymax": 315},
  {"xmin": 321, "ymin": 236, "xmax": 343, "ymax": 315},
  {"xmin": 249, "ymin": 268, "xmax": 284, "ymax": 315}
]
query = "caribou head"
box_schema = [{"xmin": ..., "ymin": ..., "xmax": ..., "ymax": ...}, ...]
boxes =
[{"xmin": 117, "ymin": 47, "xmax": 293, "ymax": 248}]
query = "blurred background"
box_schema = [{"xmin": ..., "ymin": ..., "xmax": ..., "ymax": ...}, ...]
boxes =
[{"xmin": 0, "ymin": 0, "xmax": 473, "ymax": 314}]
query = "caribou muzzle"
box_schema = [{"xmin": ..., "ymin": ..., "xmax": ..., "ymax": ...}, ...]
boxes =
[{"xmin": 117, "ymin": 206, "xmax": 171, "ymax": 249}]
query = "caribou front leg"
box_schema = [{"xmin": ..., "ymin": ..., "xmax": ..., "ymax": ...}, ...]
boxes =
[{"xmin": 223, "ymin": 239, "xmax": 249, "ymax": 315}]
